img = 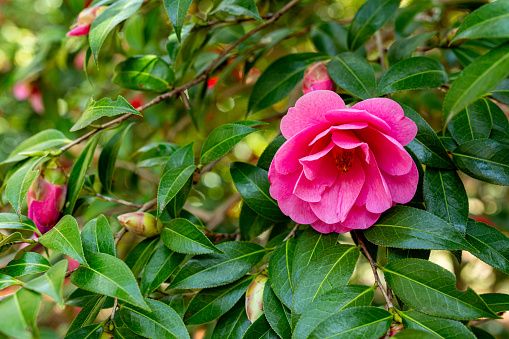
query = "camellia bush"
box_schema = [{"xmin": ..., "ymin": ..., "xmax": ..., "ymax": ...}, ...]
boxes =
[{"xmin": 1, "ymin": 0, "xmax": 509, "ymax": 338}]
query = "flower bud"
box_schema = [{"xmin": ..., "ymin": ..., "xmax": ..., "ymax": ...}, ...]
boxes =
[
  {"xmin": 27, "ymin": 159, "xmax": 67, "ymax": 235},
  {"xmin": 245, "ymin": 273, "xmax": 268, "ymax": 323},
  {"xmin": 389, "ymin": 322, "xmax": 405, "ymax": 337},
  {"xmin": 117, "ymin": 212, "xmax": 164, "ymax": 237},
  {"xmin": 67, "ymin": 6, "xmax": 107, "ymax": 37},
  {"xmin": 302, "ymin": 62, "xmax": 334, "ymax": 94}
]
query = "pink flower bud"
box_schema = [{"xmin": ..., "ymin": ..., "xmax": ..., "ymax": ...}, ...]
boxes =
[
  {"xmin": 67, "ymin": 6, "xmax": 107, "ymax": 37},
  {"xmin": 27, "ymin": 160, "xmax": 67, "ymax": 235},
  {"xmin": 245, "ymin": 273, "xmax": 268, "ymax": 323},
  {"xmin": 302, "ymin": 62, "xmax": 334, "ymax": 94},
  {"xmin": 389, "ymin": 322, "xmax": 405, "ymax": 337},
  {"xmin": 117, "ymin": 212, "xmax": 164, "ymax": 237}
]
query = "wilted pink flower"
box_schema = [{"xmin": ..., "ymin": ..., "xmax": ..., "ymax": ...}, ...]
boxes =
[
  {"xmin": 27, "ymin": 160, "xmax": 67, "ymax": 235},
  {"xmin": 268, "ymin": 90, "xmax": 418, "ymax": 233},
  {"xmin": 245, "ymin": 274, "xmax": 267, "ymax": 323},
  {"xmin": 117, "ymin": 212, "xmax": 164, "ymax": 237},
  {"xmin": 302, "ymin": 62, "xmax": 334, "ymax": 94},
  {"xmin": 67, "ymin": 6, "xmax": 107, "ymax": 37},
  {"xmin": 13, "ymin": 82, "xmax": 44, "ymax": 114}
]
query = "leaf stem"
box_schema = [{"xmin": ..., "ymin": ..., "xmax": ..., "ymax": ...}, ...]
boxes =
[{"xmin": 95, "ymin": 193, "xmax": 143, "ymax": 209}]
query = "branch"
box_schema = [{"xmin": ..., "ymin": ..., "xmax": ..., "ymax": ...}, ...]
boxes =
[
  {"xmin": 96, "ymin": 193, "xmax": 143, "ymax": 209},
  {"xmin": 283, "ymin": 224, "xmax": 299, "ymax": 242},
  {"xmin": 375, "ymin": 31, "xmax": 387, "ymax": 72}
]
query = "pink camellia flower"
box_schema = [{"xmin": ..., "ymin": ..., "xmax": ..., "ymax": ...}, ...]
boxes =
[
  {"xmin": 268, "ymin": 90, "xmax": 418, "ymax": 233},
  {"xmin": 27, "ymin": 160, "xmax": 67, "ymax": 235},
  {"xmin": 67, "ymin": 6, "xmax": 107, "ymax": 37},
  {"xmin": 13, "ymin": 82, "xmax": 44, "ymax": 114},
  {"xmin": 302, "ymin": 62, "xmax": 334, "ymax": 94}
]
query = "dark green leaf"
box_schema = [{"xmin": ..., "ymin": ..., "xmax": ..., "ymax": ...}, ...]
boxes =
[
  {"xmin": 125, "ymin": 237, "xmax": 159, "ymax": 277},
  {"xmin": 242, "ymin": 314, "xmax": 278, "ymax": 339},
  {"xmin": 114, "ymin": 327, "xmax": 145, "ymax": 339},
  {"xmin": 0, "ymin": 289, "xmax": 41, "ymax": 339},
  {"xmin": 98, "ymin": 124, "xmax": 132, "ymax": 192},
  {"xmin": 200, "ymin": 123, "xmax": 259, "ymax": 163},
  {"xmin": 24, "ymin": 259, "xmax": 67, "ymax": 307},
  {"xmin": 157, "ymin": 165, "xmax": 197, "ymax": 215},
  {"xmin": 140, "ymin": 245, "xmax": 185, "ymax": 296},
  {"xmin": 483, "ymin": 97, "xmax": 509, "ymax": 141},
  {"xmin": 212, "ymin": 0, "xmax": 261, "ymax": 21},
  {"xmin": 310, "ymin": 22, "xmax": 348, "ymax": 57},
  {"xmin": 5, "ymin": 158, "xmax": 39, "ymax": 216},
  {"xmin": 113, "ymin": 55, "xmax": 173, "ymax": 91},
  {"xmin": 451, "ymin": 1, "xmax": 509, "ymax": 42},
  {"xmin": 268, "ymin": 238, "xmax": 296, "ymax": 308},
  {"xmin": 257, "ymin": 135, "xmax": 286, "ymax": 172},
  {"xmin": 170, "ymin": 241, "xmax": 266, "ymax": 289},
  {"xmin": 481, "ymin": 293, "xmax": 509, "ymax": 313},
  {"xmin": 448, "ymin": 100, "xmax": 492, "ymax": 145},
  {"xmin": 327, "ymin": 52, "xmax": 376, "ymax": 99},
  {"xmin": 387, "ymin": 32, "xmax": 436, "ymax": 66},
  {"xmin": 81, "ymin": 215, "xmax": 115, "ymax": 258},
  {"xmin": 239, "ymin": 203, "xmax": 275, "ymax": 240},
  {"xmin": 163, "ymin": 0, "xmax": 193, "ymax": 42},
  {"xmin": 401, "ymin": 310, "xmax": 476, "ymax": 339},
  {"xmin": 66, "ymin": 295, "xmax": 107, "ymax": 336},
  {"xmin": 0, "ymin": 273, "xmax": 23, "ymax": 290},
  {"xmin": 492, "ymin": 78, "xmax": 509, "ymax": 106},
  {"xmin": 377, "ymin": 57, "xmax": 448, "ymax": 96},
  {"xmin": 0, "ymin": 214, "xmax": 39, "ymax": 233},
  {"xmin": 71, "ymin": 253, "xmax": 149, "ymax": 310},
  {"xmin": 263, "ymin": 283, "xmax": 291, "ymax": 339},
  {"xmin": 211, "ymin": 299, "xmax": 251, "ymax": 339},
  {"xmin": 0, "ymin": 231, "xmax": 23, "ymax": 247},
  {"xmin": 466, "ymin": 219, "xmax": 509, "ymax": 274},
  {"xmin": 386, "ymin": 248, "xmax": 430, "ymax": 264},
  {"xmin": 451, "ymin": 139, "xmax": 509, "ymax": 185},
  {"xmin": 39, "ymin": 215, "xmax": 88, "ymax": 266},
  {"xmin": 162, "ymin": 218, "xmax": 223, "ymax": 255},
  {"xmin": 0, "ymin": 252, "xmax": 51, "ymax": 277},
  {"xmin": 66, "ymin": 323, "xmax": 103, "ymax": 339},
  {"xmin": 391, "ymin": 329, "xmax": 440, "ymax": 339},
  {"xmin": 383, "ymin": 258, "xmax": 499, "ymax": 320},
  {"xmin": 470, "ymin": 326, "xmax": 496, "ymax": 339},
  {"xmin": 347, "ymin": 0, "xmax": 400, "ymax": 51},
  {"xmin": 163, "ymin": 142, "xmax": 195, "ymax": 172}
]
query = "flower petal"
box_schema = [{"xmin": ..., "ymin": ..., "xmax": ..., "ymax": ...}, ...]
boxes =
[
  {"xmin": 294, "ymin": 151, "xmax": 337, "ymax": 202},
  {"xmin": 356, "ymin": 150, "xmax": 392, "ymax": 213},
  {"xmin": 381, "ymin": 161, "xmax": 419, "ymax": 204},
  {"xmin": 66, "ymin": 25, "xmax": 91, "ymax": 37},
  {"xmin": 341, "ymin": 204, "xmax": 381, "ymax": 230},
  {"xmin": 325, "ymin": 109, "xmax": 393, "ymax": 136}
]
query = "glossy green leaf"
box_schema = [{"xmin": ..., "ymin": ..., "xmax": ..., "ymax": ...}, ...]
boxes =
[
  {"xmin": 257, "ymin": 135, "xmax": 285, "ymax": 171},
  {"xmin": 0, "ymin": 231, "xmax": 23, "ymax": 247},
  {"xmin": 347, "ymin": 0, "xmax": 400, "ymax": 51},
  {"xmin": 125, "ymin": 237, "xmax": 159, "ymax": 277},
  {"xmin": 170, "ymin": 241, "xmax": 266, "ymax": 289},
  {"xmin": 66, "ymin": 323, "xmax": 103, "ymax": 339},
  {"xmin": 387, "ymin": 32, "xmax": 436, "ymax": 66},
  {"xmin": 448, "ymin": 99, "xmax": 492, "ymax": 145},
  {"xmin": 70, "ymin": 252, "xmax": 149, "ymax": 310},
  {"xmin": 0, "ymin": 214, "xmax": 39, "ymax": 233},
  {"xmin": 451, "ymin": 1, "xmax": 509, "ymax": 42},
  {"xmin": 66, "ymin": 295, "xmax": 107, "ymax": 336},
  {"xmin": 242, "ymin": 314, "xmax": 278, "ymax": 339},
  {"xmin": 310, "ymin": 22, "xmax": 348, "ymax": 57},
  {"xmin": 263, "ymin": 283, "xmax": 291, "ymax": 339},
  {"xmin": 81, "ymin": 215, "xmax": 115, "ymax": 258},
  {"xmin": 212, "ymin": 0, "xmax": 261, "ymax": 21},
  {"xmin": 163, "ymin": 0, "xmax": 193, "ymax": 42},
  {"xmin": 492, "ymin": 78, "xmax": 509, "ymax": 106},
  {"xmin": 114, "ymin": 327, "xmax": 145, "ymax": 339},
  {"xmin": 89, "ymin": 0, "xmax": 144, "ymax": 62},
  {"xmin": 268, "ymin": 238, "xmax": 296, "ymax": 308},
  {"xmin": 247, "ymin": 53, "xmax": 328, "ymax": 114},
  {"xmin": 211, "ymin": 299, "xmax": 251, "ymax": 339},
  {"xmin": 481, "ymin": 293, "xmax": 509, "ymax": 313},
  {"xmin": 64, "ymin": 132, "xmax": 102, "ymax": 214},
  {"xmin": 157, "ymin": 164, "xmax": 196, "ymax": 216},
  {"xmin": 0, "ymin": 273, "xmax": 23, "ymax": 290},
  {"xmin": 0, "ymin": 252, "xmax": 51, "ymax": 277},
  {"xmin": 5, "ymin": 158, "xmax": 39, "ymax": 216},
  {"xmin": 23, "ymin": 259, "xmax": 67, "ymax": 307},
  {"xmin": 383, "ymin": 258, "xmax": 499, "ymax": 320},
  {"xmin": 163, "ymin": 142, "xmax": 195, "ymax": 173},
  {"xmin": 483, "ymin": 97, "xmax": 509, "ymax": 141},
  {"xmin": 159, "ymin": 295, "xmax": 185, "ymax": 318},
  {"xmin": 400, "ymin": 310, "xmax": 476, "ymax": 339},
  {"xmin": 466, "ymin": 219, "xmax": 509, "ymax": 274},
  {"xmin": 327, "ymin": 52, "xmax": 376, "ymax": 99},
  {"xmin": 120, "ymin": 298, "xmax": 190, "ymax": 339},
  {"xmin": 230, "ymin": 162, "xmax": 287, "ymax": 222},
  {"xmin": 39, "ymin": 215, "xmax": 88, "ymax": 266},
  {"xmin": 470, "ymin": 326, "xmax": 496, "ymax": 339},
  {"xmin": 364, "ymin": 206, "xmax": 476, "ymax": 251},
  {"xmin": 200, "ymin": 123, "xmax": 259, "ymax": 163},
  {"xmin": 443, "ymin": 43, "xmax": 509, "ymax": 126},
  {"xmin": 185, "ymin": 276, "xmax": 253, "ymax": 325},
  {"xmin": 140, "ymin": 245, "xmax": 185, "ymax": 296},
  {"xmin": 98, "ymin": 124, "xmax": 132, "ymax": 192},
  {"xmin": 293, "ymin": 285, "xmax": 374, "ymax": 339},
  {"xmin": 377, "ymin": 57, "xmax": 448, "ymax": 96},
  {"xmin": 71, "ymin": 96, "xmax": 140, "ymax": 132},
  {"xmin": 113, "ymin": 55, "xmax": 173, "ymax": 91},
  {"xmin": 239, "ymin": 203, "xmax": 275, "ymax": 240},
  {"xmin": 451, "ymin": 139, "xmax": 509, "ymax": 185},
  {"xmin": 391, "ymin": 329, "xmax": 440, "ymax": 339},
  {"xmin": 0, "ymin": 289, "xmax": 41, "ymax": 339},
  {"xmin": 161, "ymin": 218, "xmax": 223, "ymax": 255},
  {"xmin": 65, "ymin": 288, "xmax": 109, "ymax": 308},
  {"xmin": 387, "ymin": 247, "xmax": 430, "ymax": 264}
]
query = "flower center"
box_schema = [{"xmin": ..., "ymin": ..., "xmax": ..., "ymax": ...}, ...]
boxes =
[{"xmin": 333, "ymin": 147, "xmax": 355, "ymax": 173}]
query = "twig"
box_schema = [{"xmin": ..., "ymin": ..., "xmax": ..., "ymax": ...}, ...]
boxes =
[
  {"xmin": 205, "ymin": 13, "xmax": 274, "ymax": 27},
  {"xmin": 65, "ymin": 268, "xmax": 77, "ymax": 278},
  {"xmin": 283, "ymin": 224, "xmax": 299, "ymax": 242},
  {"xmin": 375, "ymin": 31, "xmax": 387, "ymax": 72},
  {"xmin": 179, "ymin": 91, "xmax": 191, "ymax": 110},
  {"xmin": 110, "ymin": 298, "xmax": 118, "ymax": 321},
  {"xmin": 195, "ymin": 158, "xmax": 223, "ymax": 182},
  {"xmin": 96, "ymin": 193, "xmax": 143, "ymax": 209}
]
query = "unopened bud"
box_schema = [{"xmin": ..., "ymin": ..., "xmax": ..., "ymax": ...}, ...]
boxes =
[
  {"xmin": 245, "ymin": 273, "xmax": 268, "ymax": 323},
  {"xmin": 389, "ymin": 322, "xmax": 405, "ymax": 337},
  {"xmin": 100, "ymin": 331, "xmax": 114, "ymax": 339},
  {"xmin": 117, "ymin": 212, "xmax": 164, "ymax": 237},
  {"xmin": 302, "ymin": 62, "xmax": 334, "ymax": 94},
  {"xmin": 67, "ymin": 6, "xmax": 108, "ymax": 37}
]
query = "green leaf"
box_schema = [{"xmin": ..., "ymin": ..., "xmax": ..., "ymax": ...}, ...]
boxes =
[
  {"xmin": 481, "ymin": 293, "xmax": 509, "ymax": 313},
  {"xmin": 423, "ymin": 168, "xmax": 469, "ymax": 235},
  {"xmin": 64, "ymin": 132, "xmax": 102, "ymax": 214},
  {"xmin": 263, "ymin": 283, "xmax": 291, "ymax": 339},
  {"xmin": 200, "ymin": 123, "xmax": 259, "ymax": 163},
  {"xmin": 0, "ymin": 214, "xmax": 39, "ymax": 233},
  {"xmin": 492, "ymin": 78, "xmax": 509, "ymax": 106},
  {"xmin": 347, "ymin": 0, "xmax": 400, "ymax": 51},
  {"xmin": 120, "ymin": 298, "xmax": 190, "ymax": 339},
  {"xmin": 484, "ymin": 97, "xmax": 509, "ymax": 141},
  {"xmin": 125, "ymin": 237, "xmax": 159, "ymax": 277},
  {"xmin": 363, "ymin": 206, "xmax": 477, "ymax": 251},
  {"xmin": 212, "ymin": 0, "xmax": 261, "ymax": 21},
  {"xmin": 0, "ymin": 231, "xmax": 23, "ymax": 247},
  {"xmin": 466, "ymin": 219, "xmax": 509, "ymax": 275},
  {"xmin": 247, "ymin": 53, "xmax": 328, "ymax": 114},
  {"xmin": 293, "ymin": 285, "xmax": 374, "ymax": 339},
  {"xmin": 257, "ymin": 135, "xmax": 286, "ymax": 172},
  {"xmin": 140, "ymin": 245, "xmax": 185, "ymax": 296},
  {"xmin": 268, "ymin": 238, "xmax": 296, "ymax": 308},
  {"xmin": 451, "ymin": 1, "xmax": 509, "ymax": 42},
  {"xmin": 310, "ymin": 22, "xmax": 348, "ymax": 57},
  {"xmin": 307, "ymin": 306, "xmax": 392, "ymax": 339},
  {"xmin": 23, "ymin": 259, "xmax": 67, "ymax": 307},
  {"xmin": 5, "ymin": 158, "xmax": 39, "ymax": 216},
  {"xmin": 327, "ymin": 52, "xmax": 376, "ymax": 99},
  {"xmin": 391, "ymin": 329, "xmax": 439, "ymax": 339},
  {"xmin": 211, "ymin": 299, "xmax": 251, "ymax": 339},
  {"xmin": 448, "ymin": 99, "xmax": 492, "ymax": 145},
  {"xmin": 170, "ymin": 241, "xmax": 266, "ymax": 289},
  {"xmin": 98, "ymin": 124, "xmax": 132, "ymax": 192},
  {"xmin": 443, "ymin": 43, "xmax": 509, "ymax": 126},
  {"xmin": 114, "ymin": 327, "xmax": 145, "ymax": 339},
  {"xmin": 70, "ymin": 252, "xmax": 149, "ymax": 310},
  {"xmin": 159, "ymin": 295, "xmax": 185, "ymax": 318},
  {"xmin": 184, "ymin": 276, "xmax": 253, "ymax": 325},
  {"xmin": 239, "ymin": 203, "xmax": 275, "ymax": 240},
  {"xmin": 89, "ymin": 0, "xmax": 144, "ymax": 62},
  {"xmin": 387, "ymin": 247, "xmax": 430, "ymax": 264},
  {"xmin": 0, "ymin": 252, "xmax": 51, "ymax": 277},
  {"xmin": 402, "ymin": 104, "xmax": 454, "ymax": 169},
  {"xmin": 242, "ymin": 314, "xmax": 278, "ymax": 339},
  {"xmin": 163, "ymin": 142, "xmax": 195, "ymax": 172},
  {"xmin": 0, "ymin": 289, "xmax": 41, "ymax": 339},
  {"xmin": 81, "ymin": 215, "xmax": 115, "ymax": 258},
  {"xmin": 400, "ymin": 310, "xmax": 476, "ymax": 339},
  {"xmin": 157, "ymin": 165, "xmax": 197, "ymax": 216},
  {"xmin": 66, "ymin": 295, "xmax": 107, "ymax": 336},
  {"xmin": 113, "ymin": 55, "xmax": 174, "ymax": 91},
  {"xmin": 39, "ymin": 215, "xmax": 88, "ymax": 266},
  {"xmin": 377, "ymin": 57, "xmax": 448, "ymax": 96},
  {"xmin": 470, "ymin": 326, "xmax": 496, "ymax": 339},
  {"xmin": 387, "ymin": 32, "xmax": 436, "ymax": 66},
  {"xmin": 383, "ymin": 258, "xmax": 499, "ymax": 320},
  {"xmin": 66, "ymin": 323, "xmax": 103, "ymax": 339},
  {"xmin": 0, "ymin": 273, "xmax": 23, "ymax": 290},
  {"xmin": 291, "ymin": 245, "xmax": 360, "ymax": 320},
  {"xmin": 230, "ymin": 162, "xmax": 287, "ymax": 222},
  {"xmin": 71, "ymin": 96, "xmax": 141, "ymax": 132},
  {"xmin": 163, "ymin": 0, "xmax": 193, "ymax": 42},
  {"xmin": 161, "ymin": 218, "xmax": 223, "ymax": 255}
]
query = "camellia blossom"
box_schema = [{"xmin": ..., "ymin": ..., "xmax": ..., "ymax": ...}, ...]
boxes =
[
  {"xmin": 67, "ymin": 6, "xmax": 107, "ymax": 37},
  {"xmin": 13, "ymin": 82, "xmax": 44, "ymax": 114},
  {"xmin": 302, "ymin": 62, "xmax": 334, "ymax": 94},
  {"xmin": 268, "ymin": 90, "xmax": 418, "ymax": 233}
]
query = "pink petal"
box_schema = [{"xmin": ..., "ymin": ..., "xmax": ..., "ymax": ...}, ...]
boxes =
[
  {"xmin": 309, "ymin": 122, "xmax": 368, "ymax": 146},
  {"xmin": 280, "ymin": 90, "xmax": 344, "ymax": 139},
  {"xmin": 66, "ymin": 25, "xmax": 91, "ymax": 37},
  {"xmin": 325, "ymin": 109, "xmax": 393, "ymax": 136},
  {"xmin": 299, "ymin": 140, "xmax": 335, "ymax": 180},
  {"xmin": 293, "ymin": 151, "xmax": 337, "ymax": 202},
  {"xmin": 381, "ymin": 161, "xmax": 419, "ymax": 204},
  {"xmin": 341, "ymin": 204, "xmax": 382, "ymax": 230},
  {"xmin": 331, "ymin": 130, "xmax": 370, "ymax": 162},
  {"xmin": 356, "ymin": 150, "xmax": 392, "ymax": 213},
  {"xmin": 352, "ymin": 98, "xmax": 417, "ymax": 145},
  {"xmin": 311, "ymin": 219, "xmax": 354, "ymax": 234}
]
